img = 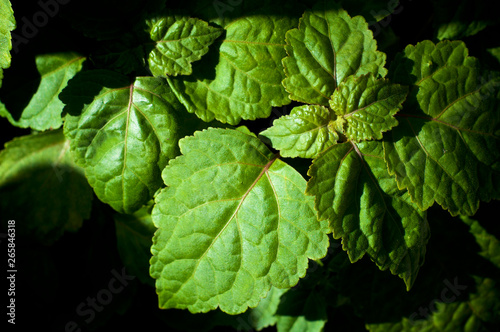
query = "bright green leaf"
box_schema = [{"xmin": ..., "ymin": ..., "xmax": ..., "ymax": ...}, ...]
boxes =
[
  {"xmin": 0, "ymin": 53, "xmax": 85, "ymax": 130},
  {"xmin": 0, "ymin": 0, "xmax": 15, "ymax": 74},
  {"xmin": 115, "ymin": 202, "xmax": 157, "ymax": 286},
  {"xmin": 385, "ymin": 40, "xmax": 500, "ymax": 216},
  {"xmin": 329, "ymin": 74, "xmax": 408, "ymax": 141},
  {"xmin": 167, "ymin": 15, "xmax": 296, "ymax": 125},
  {"xmin": 64, "ymin": 71, "xmax": 182, "ymax": 214},
  {"xmin": 147, "ymin": 15, "xmax": 223, "ymax": 77},
  {"xmin": 150, "ymin": 128, "xmax": 329, "ymax": 314},
  {"xmin": 260, "ymin": 105, "xmax": 339, "ymax": 159},
  {"xmin": 282, "ymin": 2, "xmax": 387, "ymax": 106},
  {"xmin": 0, "ymin": 130, "xmax": 93, "ymax": 245},
  {"xmin": 307, "ymin": 140, "xmax": 429, "ymax": 289}
]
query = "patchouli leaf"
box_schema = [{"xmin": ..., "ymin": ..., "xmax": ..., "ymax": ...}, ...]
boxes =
[
  {"xmin": 260, "ymin": 105, "xmax": 339, "ymax": 159},
  {"xmin": 329, "ymin": 74, "xmax": 408, "ymax": 141},
  {"xmin": 0, "ymin": 53, "xmax": 85, "ymax": 130},
  {"xmin": 147, "ymin": 15, "xmax": 223, "ymax": 77},
  {"xmin": 167, "ymin": 15, "xmax": 296, "ymax": 125},
  {"xmin": 282, "ymin": 2, "xmax": 387, "ymax": 106},
  {"xmin": 385, "ymin": 40, "xmax": 500, "ymax": 216},
  {"xmin": 64, "ymin": 71, "xmax": 182, "ymax": 214},
  {"xmin": 307, "ymin": 140, "xmax": 429, "ymax": 289},
  {"xmin": 151, "ymin": 128, "xmax": 329, "ymax": 314},
  {"xmin": 0, "ymin": 0, "xmax": 15, "ymax": 77},
  {"xmin": 0, "ymin": 130, "xmax": 93, "ymax": 245}
]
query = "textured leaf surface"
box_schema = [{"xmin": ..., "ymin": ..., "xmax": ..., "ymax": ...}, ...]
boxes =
[
  {"xmin": 0, "ymin": 0, "xmax": 15, "ymax": 73},
  {"xmin": 148, "ymin": 15, "xmax": 223, "ymax": 77},
  {"xmin": 168, "ymin": 15, "xmax": 296, "ymax": 125},
  {"xmin": 329, "ymin": 74, "xmax": 407, "ymax": 141},
  {"xmin": 151, "ymin": 128, "xmax": 329, "ymax": 314},
  {"xmin": 307, "ymin": 140, "xmax": 429, "ymax": 289},
  {"xmin": 64, "ymin": 71, "xmax": 182, "ymax": 214},
  {"xmin": 115, "ymin": 202, "xmax": 156, "ymax": 285},
  {"xmin": 0, "ymin": 130, "xmax": 93, "ymax": 245},
  {"xmin": 282, "ymin": 2, "xmax": 387, "ymax": 106},
  {"xmin": 385, "ymin": 40, "xmax": 500, "ymax": 216},
  {"xmin": 0, "ymin": 53, "xmax": 85, "ymax": 130},
  {"xmin": 260, "ymin": 105, "xmax": 339, "ymax": 159}
]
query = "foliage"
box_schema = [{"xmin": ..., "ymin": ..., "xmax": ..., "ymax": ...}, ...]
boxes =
[{"xmin": 1, "ymin": 0, "xmax": 499, "ymax": 331}]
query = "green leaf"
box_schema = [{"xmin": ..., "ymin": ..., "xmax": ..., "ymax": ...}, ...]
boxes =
[
  {"xmin": 276, "ymin": 290, "xmax": 327, "ymax": 332},
  {"xmin": 0, "ymin": 0, "xmax": 15, "ymax": 74},
  {"xmin": 282, "ymin": 2, "xmax": 387, "ymax": 106},
  {"xmin": 0, "ymin": 53, "xmax": 86, "ymax": 130},
  {"xmin": 64, "ymin": 71, "xmax": 182, "ymax": 214},
  {"xmin": 248, "ymin": 287, "xmax": 287, "ymax": 331},
  {"xmin": 306, "ymin": 140, "xmax": 429, "ymax": 289},
  {"xmin": 385, "ymin": 40, "xmax": 500, "ymax": 216},
  {"xmin": 0, "ymin": 130, "xmax": 93, "ymax": 245},
  {"xmin": 167, "ymin": 15, "xmax": 296, "ymax": 125},
  {"xmin": 147, "ymin": 15, "xmax": 223, "ymax": 77},
  {"xmin": 329, "ymin": 74, "xmax": 408, "ymax": 141},
  {"xmin": 150, "ymin": 128, "xmax": 329, "ymax": 314},
  {"xmin": 115, "ymin": 202, "xmax": 157, "ymax": 286},
  {"xmin": 260, "ymin": 105, "xmax": 339, "ymax": 159},
  {"xmin": 261, "ymin": 74, "xmax": 407, "ymax": 158}
]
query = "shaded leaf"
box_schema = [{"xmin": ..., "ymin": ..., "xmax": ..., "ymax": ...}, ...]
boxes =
[
  {"xmin": 0, "ymin": 130, "xmax": 93, "ymax": 245},
  {"xmin": 151, "ymin": 128, "xmax": 329, "ymax": 314},
  {"xmin": 115, "ymin": 202, "xmax": 156, "ymax": 286}
]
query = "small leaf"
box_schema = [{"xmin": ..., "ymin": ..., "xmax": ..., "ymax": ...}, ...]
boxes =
[
  {"xmin": 385, "ymin": 40, "xmax": 500, "ymax": 216},
  {"xmin": 282, "ymin": 2, "xmax": 387, "ymax": 106},
  {"xmin": 0, "ymin": 130, "xmax": 93, "ymax": 245},
  {"xmin": 151, "ymin": 128, "xmax": 329, "ymax": 314},
  {"xmin": 0, "ymin": 53, "xmax": 85, "ymax": 130},
  {"xmin": 147, "ymin": 15, "xmax": 223, "ymax": 77},
  {"xmin": 307, "ymin": 140, "xmax": 429, "ymax": 289},
  {"xmin": 329, "ymin": 74, "xmax": 408, "ymax": 141},
  {"xmin": 260, "ymin": 105, "xmax": 339, "ymax": 159},
  {"xmin": 167, "ymin": 15, "xmax": 296, "ymax": 125},
  {"xmin": 64, "ymin": 71, "xmax": 182, "ymax": 214}
]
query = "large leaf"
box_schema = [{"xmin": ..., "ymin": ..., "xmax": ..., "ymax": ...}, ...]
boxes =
[
  {"xmin": 0, "ymin": 53, "xmax": 85, "ymax": 130},
  {"xmin": 385, "ymin": 40, "xmax": 500, "ymax": 216},
  {"xmin": 306, "ymin": 140, "xmax": 429, "ymax": 289},
  {"xmin": 260, "ymin": 74, "xmax": 407, "ymax": 158},
  {"xmin": 64, "ymin": 71, "xmax": 182, "ymax": 214},
  {"xmin": 0, "ymin": 130, "xmax": 93, "ymax": 245},
  {"xmin": 167, "ymin": 15, "xmax": 296, "ymax": 125},
  {"xmin": 282, "ymin": 2, "xmax": 387, "ymax": 106},
  {"xmin": 147, "ymin": 15, "xmax": 223, "ymax": 77},
  {"xmin": 150, "ymin": 128, "xmax": 329, "ymax": 314}
]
